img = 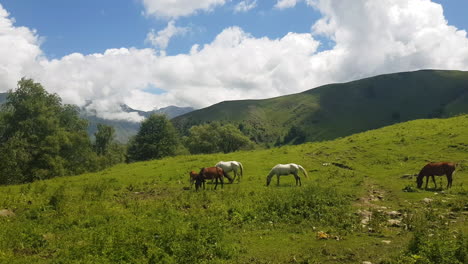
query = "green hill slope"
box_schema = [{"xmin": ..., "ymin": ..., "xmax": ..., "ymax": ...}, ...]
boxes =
[
  {"xmin": 1, "ymin": 115, "xmax": 467, "ymax": 263},
  {"xmin": 173, "ymin": 70, "xmax": 468, "ymax": 145}
]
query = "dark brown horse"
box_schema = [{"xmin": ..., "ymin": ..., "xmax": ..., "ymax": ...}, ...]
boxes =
[
  {"xmin": 416, "ymin": 162, "xmax": 456, "ymax": 189},
  {"xmin": 196, "ymin": 167, "xmax": 233, "ymax": 190}
]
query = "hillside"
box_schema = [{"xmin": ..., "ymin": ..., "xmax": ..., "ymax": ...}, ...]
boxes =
[
  {"xmin": 1, "ymin": 115, "xmax": 467, "ymax": 263},
  {"xmin": 172, "ymin": 70, "xmax": 468, "ymax": 145}
]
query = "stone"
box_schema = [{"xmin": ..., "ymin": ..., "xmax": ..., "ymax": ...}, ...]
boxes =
[
  {"xmin": 387, "ymin": 219, "xmax": 402, "ymax": 227},
  {"xmin": 422, "ymin": 198, "xmax": 433, "ymax": 203},
  {"xmin": 0, "ymin": 209, "xmax": 15, "ymax": 217}
]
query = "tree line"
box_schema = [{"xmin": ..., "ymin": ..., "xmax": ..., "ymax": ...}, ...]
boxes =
[{"xmin": 0, "ymin": 79, "xmax": 253, "ymax": 185}]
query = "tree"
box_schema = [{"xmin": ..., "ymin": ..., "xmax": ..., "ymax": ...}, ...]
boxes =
[
  {"xmin": 283, "ymin": 125, "xmax": 307, "ymax": 145},
  {"xmin": 0, "ymin": 78, "xmax": 96, "ymax": 184},
  {"xmin": 184, "ymin": 122, "xmax": 253, "ymax": 154},
  {"xmin": 94, "ymin": 123, "xmax": 115, "ymax": 155},
  {"xmin": 126, "ymin": 114, "xmax": 180, "ymax": 162}
]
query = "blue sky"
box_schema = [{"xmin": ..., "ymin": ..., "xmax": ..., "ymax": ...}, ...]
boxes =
[
  {"xmin": 0, "ymin": 1, "xmax": 329, "ymax": 58},
  {"xmin": 1, "ymin": 0, "xmax": 468, "ymax": 121}
]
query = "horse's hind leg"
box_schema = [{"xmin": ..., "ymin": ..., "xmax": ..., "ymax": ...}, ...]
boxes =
[
  {"xmin": 447, "ymin": 173, "xmax": 453, "ymax": 188},
  {"xmin": 293, "ymin": 173, "xmax": 301, "ymax": 186}
]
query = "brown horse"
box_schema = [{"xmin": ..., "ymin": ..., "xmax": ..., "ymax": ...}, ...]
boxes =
[
  {"xmin": 196, "ymin": 167, "xmax": 233, "ymax": 190},
  {"xmin": 189, "ymin": 171, "xmax": 201, "ymax": 187},
  {"xmin": 416, "ymin": 162, "xmax": 456, "ymax": 189}
]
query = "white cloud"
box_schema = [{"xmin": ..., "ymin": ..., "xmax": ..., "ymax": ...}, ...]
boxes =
[
  {"xmin": 234, "ymin": 0, "xmax": 257, "ymax": 13},
  {"xmin": 140, "ymin": 0, "xmax": 227, "ymax": 19},
  {"xmin": 146, "ymin": 20, "xmax": 189, "ymax": 50},
  {"xmin": 1, "ymin": 1, "xmax": 468, "ymax": 122},
  {"xmin": 0, "ymin": 6, "xmax": 43, "ymax": 91},
  {"xmin": 274, "ymin": 0, "xmax": 299, "ymax": 9}
]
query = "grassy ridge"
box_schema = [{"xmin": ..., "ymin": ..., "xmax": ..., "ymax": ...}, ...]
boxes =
[
  {"xmin": 173, "ymin": 70, "xmax": 468, "ymax": 145},
  {"xmin": 1, "ymin": 115, "xmax": 468, "ymax": 263}
]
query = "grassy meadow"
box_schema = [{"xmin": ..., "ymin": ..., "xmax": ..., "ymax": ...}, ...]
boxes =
[{"xmin": 1, "ymin": 115, "xmax": 468, "ymax": 263}]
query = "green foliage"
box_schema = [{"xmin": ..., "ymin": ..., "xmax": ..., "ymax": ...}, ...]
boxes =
[
  {"xmin": 282, "ymin": 125, "xmax": 307, "ymax": 145},
  {"xmin": 127, "ymin": 114, "xmax": 180, "ymax": 162},
  {"xmin": 0, "ymin": 78, "xmax": 97, "ymax": 184},
  {"xmin": 94, "ymin": 123, "xmax": 115, "ymax": 155},
  {"xmin": 93, "ymin": 123, "xmax": 126, "ymax": 169},
  {"xmin": 184, "ymin": 122, "xmax": 253, "ymax": 154}
]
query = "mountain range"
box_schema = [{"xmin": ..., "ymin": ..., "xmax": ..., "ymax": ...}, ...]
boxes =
[
  {"xmin": 2, "ymin": 69, "xmax": 468, "ymax": 145},
  {"xmin": 172, "ymin": 70, "xmax": 468, "ymax": 145}
]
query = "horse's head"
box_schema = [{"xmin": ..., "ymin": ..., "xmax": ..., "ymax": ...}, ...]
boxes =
[
  {"xmin": 189, "ymin": 171, "xmax": 199, "ymax": 184},
  {"xmin": 416, "ymin": 175, "xmax": 424, "ymax": 188}
]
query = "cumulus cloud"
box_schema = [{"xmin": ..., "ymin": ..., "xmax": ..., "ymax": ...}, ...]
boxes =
[
  {"xmin": 0, "ymin": 6, "xmax": 43, "ymax": 91},
  {"xmin": 234, "ymin": 0, "xmax": 257, "ymax": 13},
  {"xmin": 1, "ymin": 1, "xmax": 468, "ymax": 122},
  {"xmin": 140, "ymin": 0, "xmax": 227, "ymax": 19},
  {"xmin": 146, "ymin": 21, "xmax": 189, "ymax": 50}
]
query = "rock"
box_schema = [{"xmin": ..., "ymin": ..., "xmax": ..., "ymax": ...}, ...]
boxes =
[
  {"xmin": 386, "ymin": 211, "xmax": 402, "ymax": 218},
  {"xmin": 358, "ymin": 210, "xmax": 372, "ymax": 224},
  {"xmin": 316, "ymin": 231, "xmax": 329, "ymax": 240},
  {"xmin": 0, "ymin": 209, "xmax": 15, "ymax": 217},
  {"xmin": 422, "ymin": 198, "xmax": 433, "ymax": 203},
  {"xmin": 387, "ymin": 219, "xmax": 402, "ymax": 227},
  {"xmin": 381, "ymin": 240, "xmax": 392, "ymax": 244},
  {"xmin": 362, "ymin": 261, "xmax": 373, "ymax": 264}
]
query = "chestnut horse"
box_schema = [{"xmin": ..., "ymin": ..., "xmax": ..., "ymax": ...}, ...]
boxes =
[
  {"xmin": 416, "ymin": 162, "xmax": 456, "ymax": 189},
  {"xmin": 196, "ymin": 167, "xmax": 233, "ymax": 190},
  {"xmin": 189, "ymin": 171, "xmax": 202, "ymax": 188}
]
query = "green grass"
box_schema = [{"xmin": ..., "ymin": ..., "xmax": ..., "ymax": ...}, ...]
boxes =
[{"xmin": 1, "ymin": 115, "xmax": 468, "ymax": 263}]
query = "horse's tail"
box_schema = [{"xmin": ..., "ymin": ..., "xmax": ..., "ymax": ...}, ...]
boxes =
[
  {"xmin": 238, "ymin": 162, "xmax": 244, "ymax": 178},
  {"xmin": 298, "ymin": 165, "xmax": 308, "ymax": 178}
]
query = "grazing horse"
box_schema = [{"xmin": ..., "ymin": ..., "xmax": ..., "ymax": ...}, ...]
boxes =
[
  {"xmin": 197, "ymin": 167, "xmax": 233, "ymax": 190},
  {"xmin": 266, "ymin": 163, "xmax": 308, "ymax": 186},
  {"xmin": 189, "ymin": 171, "xmax": 202, "ymax": 188},
  {"xmin": 215, "ymin": 161, "xmax": 244, "ymax": 182},
  {"xmin": 416, "ymin": 162, "xmax": 456, "ymax": 189}
]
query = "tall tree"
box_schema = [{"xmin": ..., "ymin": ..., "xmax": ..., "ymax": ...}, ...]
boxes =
[
  {"xmin": 94, "ymin": 123, "xmax": 115, "ymax": 155},
  {"xmin": 127, "ymin": 114, "xmax": 180, "ymax": 162},
  {"xmin": 0, "ymin": 78, "xmax": 96, "ymax": 184}
]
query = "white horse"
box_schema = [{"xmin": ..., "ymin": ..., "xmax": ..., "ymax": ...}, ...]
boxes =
[
  {"xmin": 266, "ymin": 163, "xmax": 308, "ymax": 186},
  {"xmin": 215, "ymin": 161, "xmax": 244, "ymax": 182}
]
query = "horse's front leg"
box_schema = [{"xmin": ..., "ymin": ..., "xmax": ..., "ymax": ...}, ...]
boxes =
[
  {"xmin": 425, "ymin": 176, "xmax": 429, "ymax": 189},
  {"xmin": 277, "ymin": 175, "xmax": 280, "ymax": 186},
  {"xmin": 431, "ymin": 176, "xmax": 437, "ymax": 189}
]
